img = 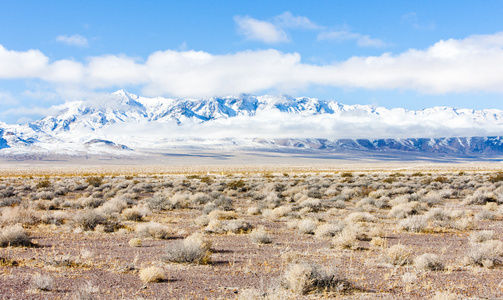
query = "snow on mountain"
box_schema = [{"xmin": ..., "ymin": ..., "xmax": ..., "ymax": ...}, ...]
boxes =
[{"xmin": 2, "ymin": 90, "xmax": 503, "ymax": 157}]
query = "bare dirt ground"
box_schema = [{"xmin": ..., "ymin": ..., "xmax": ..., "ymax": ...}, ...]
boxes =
[{"xmin": 0, "ymin": 164, "xmax": 502, "ymax": 299}]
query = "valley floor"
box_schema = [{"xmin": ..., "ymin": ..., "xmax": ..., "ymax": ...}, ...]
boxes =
[{"xmin": 0, "ymin": 163, "xmax": 502, "ymax": 299}]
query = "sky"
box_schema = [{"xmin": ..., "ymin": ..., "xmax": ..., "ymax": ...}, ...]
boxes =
[{"xmin": 1, "ymin": 0, "xmax": 503, "ymax": 124}]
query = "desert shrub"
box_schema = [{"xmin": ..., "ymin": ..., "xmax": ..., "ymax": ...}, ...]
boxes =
[
  {"xmin": 207, "ymin": 210, "xmax": 237, "ymax": 220},
  {"xmin": 202, "ymin": 202, "xmax": 218, "ymax": 215},
  {"xmin": 246, "ymin": 206, "xmax": 261, "ymax": 215},
  {"xmin": 485, "ymin": 202, "xmax": 499, "ymax": 211},
  {"xmin": 139, "ymin": 266, "xmax": 165, "ymax": 283},
  {"xmin": 249, "ymin": 227, "xmax": 272, "ymax": 244},
  {"xmin": 297, "ymin": 219, "xmax": 318, "ymax": 234},
  {"xmin": 86, "ymin": 176, "xmax": 103, "ymax": 188},
  {"xmin": 299, "ymin": 198, "xmax": 322, "ymax": 212},
  {"xmin": 0, "ymin": 224, "xmax": 33, "ymax": 247},
  {"xmin": 262, "ymin": 205, "xmax": 292, "ymax": 221},
  {"xmin": 146, "ymin": 192, "xmax": 170, "ymax": 211},
  {"xmin": 122, "ymin": 207, "xmax": 145, "ymax": 221},
  {"xmin": 488, "ymin": 172, "xmax": 503, "ymax": 183},
  {"xmin": 80, "ymin": 197, "xmax": 105, "ymax": 209},
  {"xmin": 34, "ymin": 191, "xmax": 55, "ymax": 200},
  {"xmin": 190, "ymin": 192, "xmax": 210, "ymax": 205},
  {"xmin": 227, "ymin": 179, "xmax": 246, "ymax": 190},
  {"xmin": 212, "ymin": 195, "xmax": 233, "ymax": 210},
  {"xmin": 204, "ymin": 219, "xmax": 252, "ymax": 234},
  {"xmin": 414, "ymin": 253, "xmax": 444, "ymax": 271},
  {"xmin": 425, "ymin": 208, "xmax": 450, "ymax": 221},
  {"xmin": 332, "ymin": 200, "xmax": 346, "ymax": 209},
  {"xmin": 128, "ymin": 238, "xmax": 142, "ymax": 247},
  {"xmin": 0, "ymin": 197, "xmax": 21, "ymax": 207},
  {"xmin": 332, "ymin": 225, "xmax": 359, "ymax": 250},
  {"xmin": 0, "ymin": 206, "xmax": 40, "ymax": 225},
  {"xmin": 399, "ymin": 215, "xmax": 428, "ymax": 233},
  {"xmin": 345, "ymin": 212, "xmax": 376, "ymax": 223},
  {"xmin": 466, "ymin": 240, "xmax": 503, "ymax": 267},
  {"xmin": 40, "ymin": 211, "xmax": 67, "ymax": 226},
  {"xmin": 168, "ymin": 192, "xmax": 191, "ymax": 209},
  {"xmin": 225, "ymin": 219, "xmax": 253, "ymax": 234},
  {"xmin": 388, "ymin": 202, "xmax": 423, "ymax": 219},
  {"xmin": 453, "ymin": 217, "xmax": 475, "ymax": 231},
  {"xmin": 463, "ymin": 190, "xmax": 497, "ymax": 205},
  {"xmin": 475, "ymin": 209, "xmax": 496, "ymax": 220},
  {"xmin": 36, "ymin": 179, "xmax": 51, "ymax": 189},
  {"xmin": 370, "ymin": 237, "xmax": 386, "ymax": 248},
  {"xmin": 195, "ymin": 215, "xmax": 209, "ymax": 227},
  {"xmin": 162, "ymin": 235, "xmax": 211, "ymax": 264},
  {"xmin": 72, "ymin": 210, "xmax": 107, "ymax": 231},
  {"xmin": 282, "ymin": 263, "xmax": 351, "ymax": 295},
  {"xmin": 421, "ymin": 192, "xmax": 441, "ymax": 206},
  {"xmin": 97, "ymin": 197, "xmax": 127, "ymax": 216},
  {"xmin": 469, "ymin": 230, "xmax": 494, "ymax": 244},
  {"xmin": 136, "ymin": 222, "xmax": 172, "ymax": 239},
  {"xmin": 382, "ymin": 244, "xmax": 413, "ymax": 266},
  {"xmin": 314, "ymin": 222, "xmax": 345, "ymax": 239},
  {"xmin": 30, "ymin": 273, "xmax": 54, "ymax": 291}
]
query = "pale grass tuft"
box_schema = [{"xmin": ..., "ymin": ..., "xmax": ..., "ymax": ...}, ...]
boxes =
[
  {"xmin": 382, "ymin": 244, "xmax": 413, "ymax": 266},
  {"xmin": 31, "ymin": 273, "xmax": 54, "ymax": 291},
  {"xmin": 162, "ymin": 234, "xmax": 211, "ymax": 264},
  {"xmin": 128, "ymin": 238, "xmax": 142, "ymax": 247},
  {"xmin": 297, "ymin": 219, "xmax": 318, "ymax": 234},
  {"xmin": 466, "ymin": 239, "xmax": 503, "ymax": 267},
  {"xmin": 414, "ymin": 253, "xmax": 444, "ymax": 271},
  {"xmin": 249, "ymin": 227, "xmax": 272, "ymax": 244},
  {"xmin": 282, "ymin": 262, "xmax": 351, "ymax": 295},
  {"xmin": 135, "ymin": 222, "xmax": 172, "ymax": 239},
  {"xmin": 139, "ymin": 266, "xmax": 165, "ymax": 283},
  {"xmin": 332, "ymin": 225, "xmax": 359, "ymax": 250},
  {"xmin": 314, "ymin": 222, "xmax": 344, "ymax": 239},
  {"xmin": 0, "ymin": 224, "xmax": 33, "ymax": 247}
]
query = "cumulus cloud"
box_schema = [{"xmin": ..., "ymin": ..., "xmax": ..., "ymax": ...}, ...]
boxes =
[
  {"xmin": 1, "ymin": 32, "xmax": 503, "ymax": 97},
  {"xmin": 317, "ymin": 30, "xmax": 387, "ymax": 47},
  {"xmin": 56, "ymin": 34, "xmax": 88, "ymax": 47},
  {"xmin": 234, "ymin": 16, "xmax": 289, "ymax": 43}
]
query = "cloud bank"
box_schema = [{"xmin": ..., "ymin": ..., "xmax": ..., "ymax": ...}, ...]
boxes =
[{"xmin": 1, "ymin": 32, "xmax": 503, "ymax": 98}]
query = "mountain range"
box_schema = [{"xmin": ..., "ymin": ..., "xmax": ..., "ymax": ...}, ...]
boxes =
[{"xmin": 1, "ymin": 90, "xmax": 503, "ymax": 159}]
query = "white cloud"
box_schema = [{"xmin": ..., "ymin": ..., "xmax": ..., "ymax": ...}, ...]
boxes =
[
  {"xmin": 273, "ymin": 12, "xmax": 321, "ymax": 30},
  {"xmin": 2, "ymin": 32, "xmax": 503, "ymax": 98},
  {"xmin": 234, "ymin": 12, "xmax": 320, "ymax": 44},
  {"xmin": 318, "ymin": 30, "xmax": 387, "ymax": 47},
  {"xmin": 56, "ymin": 34, "xmax": 88, "ymax": 47},
  {"xmin": 234, "ymin": 16, "xmax": 289, "ymax": 43},
  {"xmin": 1, "ymin": 104, "xmax": 67, "ymax": 118},
  {"xmin": 101, "ymin": 107, "xmax": 503, "ymax": 141},
  {"xmin": 0, "ymin": 45, "xmax": 48, "ymax": 78}
]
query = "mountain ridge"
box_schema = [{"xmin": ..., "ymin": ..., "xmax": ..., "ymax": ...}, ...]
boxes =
[{"xmin": 1, "ymin": 90, "xmax": 503, "ymax": 158}]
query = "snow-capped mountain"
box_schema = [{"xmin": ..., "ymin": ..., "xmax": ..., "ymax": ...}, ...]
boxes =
[{"xmin": 2, "ymin": 90, "xmax": 503, "ymax": 158}]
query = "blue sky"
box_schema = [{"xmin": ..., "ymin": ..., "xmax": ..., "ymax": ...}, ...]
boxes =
[{"xmin": 1, "ymin": 0, "xmax": 503, "ymax": 123}]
